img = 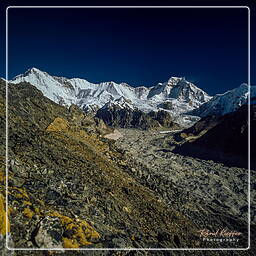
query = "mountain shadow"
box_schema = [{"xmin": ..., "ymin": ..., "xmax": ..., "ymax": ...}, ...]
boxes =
[{"xmin": 173, "ymin": 104, "xmax": 256, "ymax": 169}]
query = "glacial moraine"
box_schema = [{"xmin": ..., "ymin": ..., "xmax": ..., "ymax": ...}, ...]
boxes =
[{"xmin": 115, "ymin": 128, "xmax": 256, "ymax": 250}]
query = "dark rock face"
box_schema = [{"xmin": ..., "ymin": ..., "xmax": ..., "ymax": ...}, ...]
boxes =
[
  {"xmin": 173, "ymin": 104, "xmax": 256, "ymax": 169},
  {"xmin": 96, "ymin": 105, "xmax": 177, "ymax": 130},
  {"xmin": 96, "ymin": 105, "xmax": 158, "ymax": 129},
  {"xmin": 148, "ymin": 110, "xmax": 175, "ymax": 127},
  {"xmin": 157, "ymin": 101, "xmax": 173, "ymax": 110}
]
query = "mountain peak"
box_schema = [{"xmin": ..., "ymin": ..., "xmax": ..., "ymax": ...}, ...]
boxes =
[
  {"xmin": 167, "ymin": 76, "xmax": 182, "ymax": 85},
  {"xmin": 192, "ymin": 83, "xmax": 256, "ymax": 117},
  {"xmin": 30, "ymin": 67, "xmax": 40, "ymax": 72},
  {"xmin": 10, "ymin": 69, "xmax": 213, "ymax": 125},
  {"xmin": 25, "ymin": 67, "xmax": 43, "ymax": 75},
  {"xmin": 19, "ymin": 67, "xmax": 47, "ymax": 78}
]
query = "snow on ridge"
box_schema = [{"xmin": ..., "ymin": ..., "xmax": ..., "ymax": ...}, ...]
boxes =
[
  {"xmin": 9, "ymin": 67, "xmax": 253, "ymax": 127},
  {"xmin": 192, "ymin": 83, "xmax": 256, "ymax": 117},
  {"xmin": 9, "ymin": 68, "xmax": 216, "ymax": 127}
]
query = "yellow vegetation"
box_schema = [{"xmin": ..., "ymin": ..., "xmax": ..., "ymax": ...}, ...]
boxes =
[
  {"xmin": 49, "ymin": 211, "xmax": 100, "ymax": 248},
  {"xmin": 46, "ymin": 117, "xmax": 69, "ymax": 132},
  {"xmin": 63, "ymin": 238, "xmax": 80, "ymax": 248},
  {"xmin": 34, "ymin": 207, "xmax": 40, "ymax": 214},
  {"xmin": 0, "ymin": 194, "xmax": 10, "ymax": 235},
  {"xmin": 9, "ymin": 187, "xmax": 29, "ymax": 199},
  {"xmin": 78, "ymin": 130, "xmax": 87, "ymax": 137},
  {"xmin": 23, "ymin": 208, "xmax": 34, "ymax": 219},
  {"xmin": 0, "ymin": 171, "xmax": 4, "ymax": 182},
  {"xmin": 23, "ymin": 201, "xmax": 32, "ymax": 206},
  {"xmin": 180, "ymin": 132, "xmax": 188, "ymax": 138},
  {"xmin": 36, "ymin": 199, "xmax": 45, "ymax": 206},
  {"xmin": 52, "ymin": 129, "xmax": 115, "ymax": 172},
  {"xmin": 49, "ymin": 211, "xmax": 73, "ymax": 225}
]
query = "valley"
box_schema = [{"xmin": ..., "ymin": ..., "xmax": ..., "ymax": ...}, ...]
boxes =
[
  {"xmin": 113, "ymin": 127, "xmax": 255, "ymax": 253},
  {"xmin": 115, "ymin": 128, "xmax": 254, "ymax": 227}
]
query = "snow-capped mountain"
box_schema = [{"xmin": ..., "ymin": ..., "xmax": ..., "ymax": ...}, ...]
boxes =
[
  {"xmin": 10, "ymin": 68, "xmax": 253, "ymax": 128},
  {"xmin": 192, "ymin": 83, "xmax": 256, "ymax": 117},
  {"xmin": 148, "ymin": 77, "xmax": 210, "ymax": 104},
  {"xmin": 11, "ymin": 68, "xmax": 90, "ymax": 106},
  {"xmin": 10, "ymin": 68, "xmax": 211, "ymax": 116}
]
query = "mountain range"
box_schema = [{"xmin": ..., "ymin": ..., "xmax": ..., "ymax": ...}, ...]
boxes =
[{"xmin": 9, "ymin": 68, "xmax": 256, "ymax": 128}]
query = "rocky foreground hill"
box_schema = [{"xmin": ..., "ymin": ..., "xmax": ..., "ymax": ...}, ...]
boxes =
[{"xmin": 0, "ymin": 79, "xmax": 255, "ymax": 255}]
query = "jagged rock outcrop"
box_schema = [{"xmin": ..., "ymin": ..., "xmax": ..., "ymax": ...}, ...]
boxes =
[
  {"xmin": 148, "ymin": 110, "xmax": 178, "ymax": 128},
  {"xmin": 96, "ymin": 104, "xmax": 179, "ymax": 130}
]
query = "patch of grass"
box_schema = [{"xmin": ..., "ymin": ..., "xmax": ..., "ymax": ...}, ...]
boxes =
[
  {"xmin": 49, "ymin": 211, "xmax": 100, "ymax": 248},
  {"xmin": 22, "ymin": 208, "xmax": 34, "ymax": 219},
  {"xmin": 62, "ymin": 237, "xmax": 80, "ymax": 248},
  {"xmin": 46, "ymin": 117, "xmax": 69, "ymax": 132},
  {"xmin": 0, "ymin": 193, "xmax": 10, "ymax": 234}
]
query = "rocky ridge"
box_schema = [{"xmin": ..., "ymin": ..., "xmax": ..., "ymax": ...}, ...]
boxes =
[{"xmin": 96, "ymin": 103, "xmax": 179, "ymax": 130}]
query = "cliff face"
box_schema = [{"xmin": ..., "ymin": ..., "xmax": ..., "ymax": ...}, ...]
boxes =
[
  {"xmin": 0, "ymin": 80, "xmax": 199, "ymax": 251},
  {"xmin": 96, "ymin": 105, "xmax": 179, "ymax": 130},
  {"xmin": 95, "ymin": 105, "xmax": 159, "ymax": 129}
]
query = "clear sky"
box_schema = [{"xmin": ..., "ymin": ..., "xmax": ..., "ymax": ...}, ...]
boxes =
[{"xmin": 2, "ymin": 4, "xmax": 253, "ymax": 95}]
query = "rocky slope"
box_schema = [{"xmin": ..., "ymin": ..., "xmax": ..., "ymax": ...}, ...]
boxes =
[
  {"xmin": 0, "ymin": 79, "xmax": 217, "ymax": 254},
  {"xmin": 173, "ymin": 104, "xmax": 256, "ymax": 169},
  {"xmin": 1, "ymin": 78, "xmax": 255, "ymax": 255}
]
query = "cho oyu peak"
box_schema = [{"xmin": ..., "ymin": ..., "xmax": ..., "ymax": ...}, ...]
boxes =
[{"xmin": 10, "ymin": 68, "xmax": 211, "ymax": 117}]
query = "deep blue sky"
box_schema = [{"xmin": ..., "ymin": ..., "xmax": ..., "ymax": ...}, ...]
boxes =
[{"xmin": 2, "ymin": 5, "xmax": 251, "ymax": 95}]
